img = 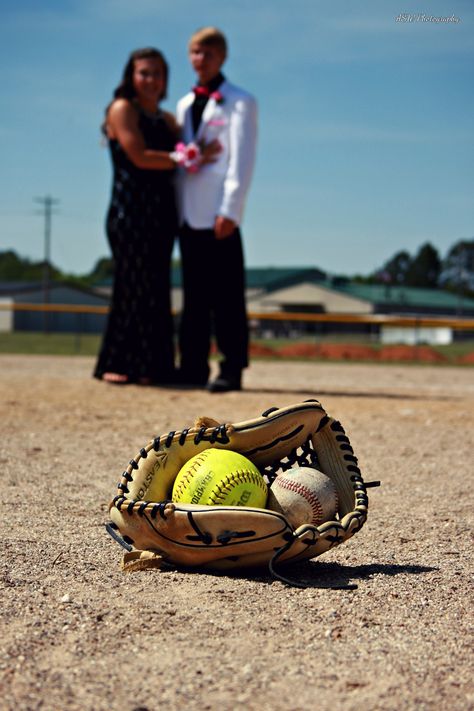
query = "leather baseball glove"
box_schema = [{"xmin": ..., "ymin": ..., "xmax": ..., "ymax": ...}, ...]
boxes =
[{"xmin": 106, "ymin": 399, "xmax": 378, "ymax": 586}]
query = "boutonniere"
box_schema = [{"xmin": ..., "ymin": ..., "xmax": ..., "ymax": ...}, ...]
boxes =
[{"xmin": 210, "ymin": 90, "xmax": 224, "ymax": 105}]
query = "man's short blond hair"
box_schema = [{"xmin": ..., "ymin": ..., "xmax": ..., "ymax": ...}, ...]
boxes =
[{"xmin": 189, "ymin": 27, "xmax": 227, "ymax": 57}]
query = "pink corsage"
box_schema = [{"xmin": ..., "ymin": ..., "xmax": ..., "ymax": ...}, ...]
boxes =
[{"xmin": 171, "ymin": 141, "xmax": 202, "ymax": 173}]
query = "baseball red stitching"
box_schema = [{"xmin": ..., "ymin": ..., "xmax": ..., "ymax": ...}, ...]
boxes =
[{"xmin": 274, "ymin": 478, "xmax": 324, "ymax": 523}]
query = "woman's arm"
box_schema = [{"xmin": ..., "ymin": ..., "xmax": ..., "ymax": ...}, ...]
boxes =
[
  {"xmin": 106, "ymin": 99, "xmax": 176, "ymax": 170},
  {"xmin": 162, "ymin": 108, "xmax": 221, "ymax": 165}
]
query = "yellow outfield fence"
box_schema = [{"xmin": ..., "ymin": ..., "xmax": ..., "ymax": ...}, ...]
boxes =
[{"xmin": 1, "ymin": 301, "xmax": 474, "ymax": 330}]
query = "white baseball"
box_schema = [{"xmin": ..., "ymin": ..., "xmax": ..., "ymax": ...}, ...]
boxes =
[{"xmin": 267, "ymin": 467, "xmax": 338, "ymax": 528}]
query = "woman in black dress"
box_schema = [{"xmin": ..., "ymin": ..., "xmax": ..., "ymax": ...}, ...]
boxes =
[{"xmin": 94, "ymin": 48, "xmax": 180, "ymax": 385}]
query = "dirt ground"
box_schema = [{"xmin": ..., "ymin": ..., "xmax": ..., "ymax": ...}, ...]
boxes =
[{"xmin": 1, "ymin": 355, "xmax": 473, "ymax": 711}]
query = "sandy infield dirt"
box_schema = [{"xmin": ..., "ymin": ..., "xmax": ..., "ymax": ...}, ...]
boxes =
[{"xmin": 1, "ymin": 355, "xmax": 473, "ymax": 711}]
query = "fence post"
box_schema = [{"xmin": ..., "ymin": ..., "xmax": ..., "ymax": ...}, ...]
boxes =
[{"xmin": 75, "ymin": 312, "xmax": 82, "ymax": 353}]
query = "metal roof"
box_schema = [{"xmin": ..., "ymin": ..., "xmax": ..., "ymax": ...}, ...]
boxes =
[{"xmin": 330, "ymin": 281, "xmax": 474, "ymax": 309}]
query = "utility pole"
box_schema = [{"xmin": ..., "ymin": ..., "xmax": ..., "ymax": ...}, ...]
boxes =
[{"xmin": 34, "ymin": 195, "xmax": 60, "ymax": 333}]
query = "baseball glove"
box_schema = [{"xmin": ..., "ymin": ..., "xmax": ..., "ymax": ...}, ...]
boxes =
[{"xmin": 106, "ymin": 399, "xmax": 378, "ymax": 586}]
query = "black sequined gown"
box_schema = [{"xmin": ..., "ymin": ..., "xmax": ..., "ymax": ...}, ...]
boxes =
[{"xmin": 94, "ymin": 108, "xmax": 178, "ymax": 383}]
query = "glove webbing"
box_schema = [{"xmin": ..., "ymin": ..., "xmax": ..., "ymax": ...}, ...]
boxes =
[{"xmin": 262, "ymin": 437, "xmax": 319, "ymax": 485}]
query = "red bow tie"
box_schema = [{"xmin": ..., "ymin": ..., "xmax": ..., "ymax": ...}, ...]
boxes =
[
  {"xmin": 193, "ymin": 85, "xmax": 211, "ymax": 97},
  {"xmin": 192, "ymin": 87, "xmax": 224, "ymax": 104}
]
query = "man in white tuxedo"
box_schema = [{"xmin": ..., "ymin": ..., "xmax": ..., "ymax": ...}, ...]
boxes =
[{"xmin": 176, "ymin": 27, "xmax": 257, "ymax": 392}]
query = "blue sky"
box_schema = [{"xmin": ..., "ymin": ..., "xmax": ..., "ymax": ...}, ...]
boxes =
[{"xmin": 1, "ymin": 0, "xmax": 473, "ymax": 276}]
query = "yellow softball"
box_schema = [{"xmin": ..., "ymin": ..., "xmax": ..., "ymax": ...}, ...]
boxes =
[{"xmin": 171, "ymin": 448, "xmax": 268, "ymax": 508}]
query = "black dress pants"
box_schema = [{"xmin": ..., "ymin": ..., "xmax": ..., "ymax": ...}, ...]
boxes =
[{"xmin": 179, "ymin": 223, "xmax": 249, "ymax": 382}]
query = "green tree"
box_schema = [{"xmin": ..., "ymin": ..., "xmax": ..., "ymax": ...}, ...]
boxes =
[
  {"xmin": 440, "ymin": 239, "xmax": 474, "ymax": 292},
  {"xmin": 0, "ymin": 250, "xmax": 62, "ymax": 282},
  {"xmin": 404, "ymin": 242, "xmax": 441, "ymax": 288},
  {"xmin": 376, "ymin": 250, "xmax": 412, "ymax": 284},
  {"xmin": 87, "ymin": 256, "xmax": 114, "ymax": 284}
]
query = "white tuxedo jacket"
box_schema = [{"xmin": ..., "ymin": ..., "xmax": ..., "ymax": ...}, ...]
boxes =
[{"xmin": 176, "ymin": 79, "xmax": 257, "ymax": 229}]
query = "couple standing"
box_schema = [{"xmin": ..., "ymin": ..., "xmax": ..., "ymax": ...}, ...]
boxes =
[{"xmin": 94, "ymin": 27, "xmax": 257, "ymax": 393}]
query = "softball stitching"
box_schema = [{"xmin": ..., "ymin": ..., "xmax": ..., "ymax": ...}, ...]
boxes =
[
  {"xmin": 172, "ymin": 450, "xmax": 213, "ymax": 500},
  {"xmin": 208, "ymin": 470, "xmax": 266, "ymax": 505}
]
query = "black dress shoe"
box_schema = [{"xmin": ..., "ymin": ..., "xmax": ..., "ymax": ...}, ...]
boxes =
[{"xmin": 206, "ymin": 373, "xmax": 242, "ymax": 393}]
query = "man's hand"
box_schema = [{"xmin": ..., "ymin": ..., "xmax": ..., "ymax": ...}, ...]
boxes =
[
  {"xmin": 214, "ymin": 216, "xmax": 236, "ymax": 239},
  {"xmin": 200, "ymin": 139, "xmax": 222, "ymax": 165}
]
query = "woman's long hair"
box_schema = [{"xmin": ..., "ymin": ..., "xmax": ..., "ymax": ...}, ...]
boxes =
[{"xmin": 102, "ymin": 47, "xmax": 169, "ymax": 135}]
